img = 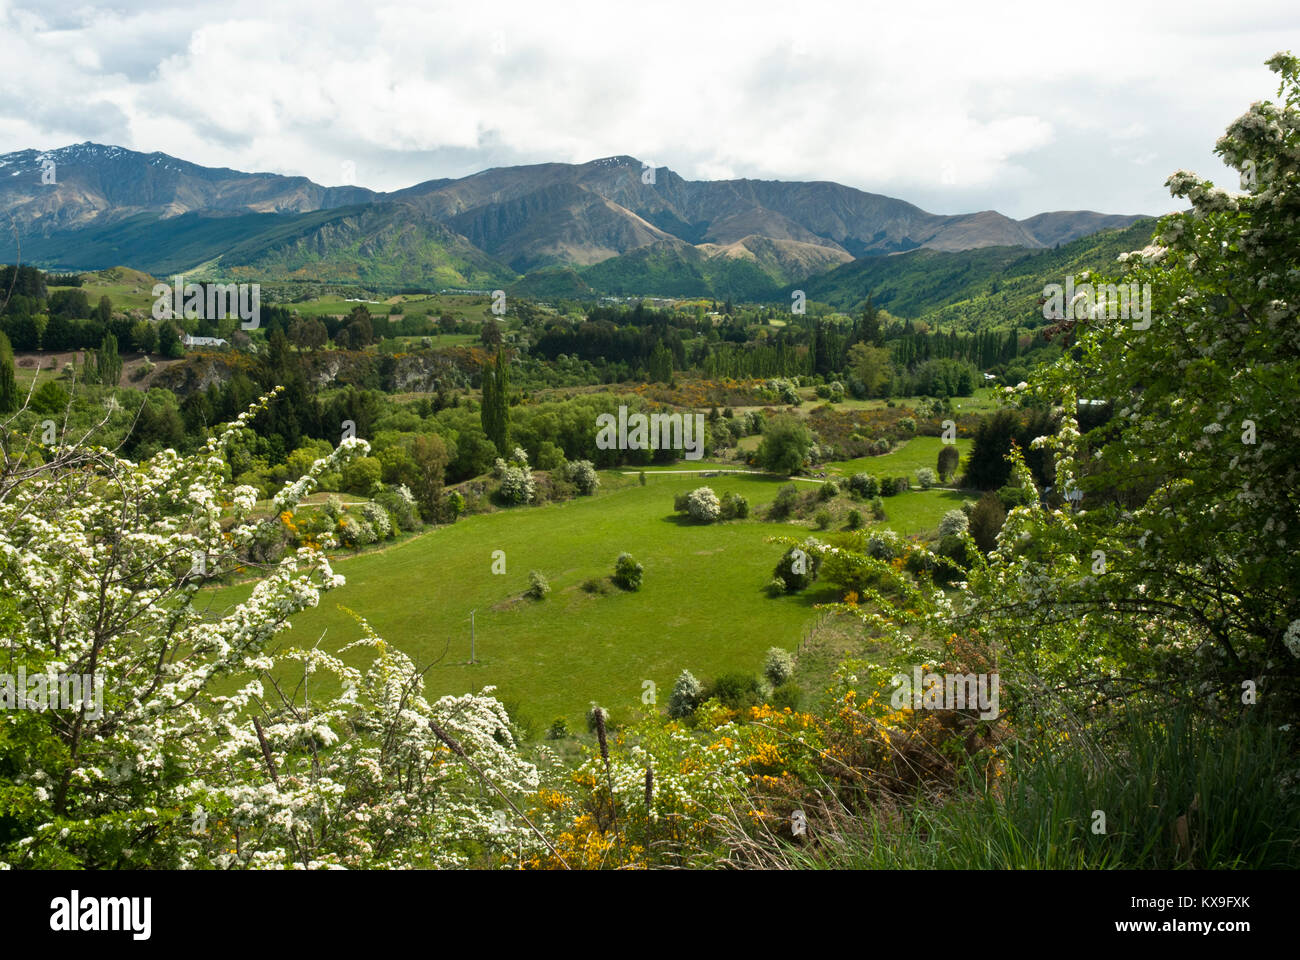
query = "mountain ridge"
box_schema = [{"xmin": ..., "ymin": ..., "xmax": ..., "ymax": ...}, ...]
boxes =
[{"xmin": 0, "ymin": 142, "xmax": 1151, "ymax": 294}]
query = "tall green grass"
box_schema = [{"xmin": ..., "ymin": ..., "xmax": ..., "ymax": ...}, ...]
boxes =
[{"xmin": 785, "ymin": 712, "xmax": 1299, "ymax": 869}]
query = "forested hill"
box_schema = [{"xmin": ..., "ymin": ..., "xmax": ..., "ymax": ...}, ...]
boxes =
[{"xmin": 800, "ymin": 217, "xmax": 1160, "ymax": 327}]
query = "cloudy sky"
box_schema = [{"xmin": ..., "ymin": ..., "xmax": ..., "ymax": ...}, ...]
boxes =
[{"xmin": 1, "ymin": 0, "xmax": 1295, "ymax": 218}]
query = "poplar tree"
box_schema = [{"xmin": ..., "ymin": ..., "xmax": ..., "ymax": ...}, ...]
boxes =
[
  {"xmin": 480, "ymin": 347, "xmax": 509, "ymax": 454},
  {"xmin": 0, "ymin": 331, "xmax": 17, "ymax": 413}
]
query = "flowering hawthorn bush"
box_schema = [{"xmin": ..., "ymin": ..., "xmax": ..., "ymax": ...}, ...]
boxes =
[
  {"xmin": 494, "ymin": 447, "xmax": 536, "ymax": 505},
  {"xmin": 686, "ymin": 486, "xmax": 721, "ymax": 523},
  {"xmin": 0, "ymin": 392, "xmax": 537, "ymax": 868}
]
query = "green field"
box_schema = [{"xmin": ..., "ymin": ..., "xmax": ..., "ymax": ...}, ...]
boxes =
[
  {"xmin": 215, "ymin": 468, "xmax": 960, "ymax": 732},
  {"xmin": 827, "ymin": 434, "xmax": 974, "ymax": 479}
]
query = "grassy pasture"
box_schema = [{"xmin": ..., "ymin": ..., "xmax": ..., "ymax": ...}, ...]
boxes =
[
  {"xmin": 826, "ymin": 435, "xmax": 973, "ymax": 479},
  {"xmin": 215, "ymin": 468, "xmax": 959, "ymax": 732}
]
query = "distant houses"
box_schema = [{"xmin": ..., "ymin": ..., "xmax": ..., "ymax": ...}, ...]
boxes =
[{"xmin": 182, "ymin": 334, "xmax": 228, "ymax": 349}]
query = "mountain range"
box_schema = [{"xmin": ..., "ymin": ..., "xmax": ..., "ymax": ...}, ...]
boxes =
[{"xmin": 0, "ymin": 143, "xmax": 1148, "ymax": 298}]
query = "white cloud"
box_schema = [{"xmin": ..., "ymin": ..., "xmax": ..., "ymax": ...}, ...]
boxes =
[{"xmin": 0, "ymin": 0, "xmax": 1295, "ymax": 217}]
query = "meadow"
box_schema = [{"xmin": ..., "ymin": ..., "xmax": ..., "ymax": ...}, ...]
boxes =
[{"xmin": 216, "ymin": 447, "xmax": 967, "ymax": 732}]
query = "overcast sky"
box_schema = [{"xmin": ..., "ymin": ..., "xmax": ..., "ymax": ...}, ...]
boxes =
[{"xmin": 2, "ymin": 0, "xmax": 1295, "ymax": 218}]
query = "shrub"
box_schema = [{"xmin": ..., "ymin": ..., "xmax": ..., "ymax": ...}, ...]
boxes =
[
  {"xmin": 721, "ymin": 491, "xmax": 750, "ymax": 519},
  {"xmin": 375, "ymin": 484, "xmax": 419, "ymax": 531},
  {"xmin": 763, "ymin": 647, "xmax": 795, "ymax": 686},
  {"xmin": 767, "ymin": 378, "xmax": 801, "ymax": 405},
  {"xmin": 707, "ymin": 673, "xmax": 764, "ymax": 711},
  {"xmin": 881, "ymin": 476, "xmax": 909, "ymax": 496},
  {"xmin": 323, "ymin": 495, "xmax": 345, "ymax": 523},
  {"xmin": 545, "ymin": 716, "xmax": 568, "ymax": 740},
  {"xmin": 769, "ymin": 483, "xmax": 800, "ymax": 520},
  {"xmin": 936, "ymin": 534, "xmax": 969, "ymax": 579},
  {"xmin": 897, "ymin": 416, "xmax": 917, "ymax": 435},
  {"xmin": 775, "ymin": 543, "xmax": 820, "ymax": 591},
  {"xmin": 969, "ymin": 491, "xmax": 1007, "ymax": 553},
  {"xmin": 495, "ymin": 449, "xmax": 536, "ymax": 505},
  {"xmin": 872, "ymin": 438, "xmax": 892, "ymax": 455},
  {"xmin": 639, "ymin": 470, "xmax": 646, "ymax": 486},
  {"xmin": 997, "ymin": 484, "xmax": 1034, "ymax": 510},
  {"xmin": 870, "ymin": 496, "xmax": 887, "ymax": 520},
  {"xmin": 941, "ymin": 509, "xmax": 972, "ymax": 538},
  {"xmin": 866, "ymin": 529, "xmax": 904, "ymax": 560},
  {"xmin": 360, "ymin": 501, "xmax": 393, "ymax": 539},
  {"xmin": 847, "ymin": 509, "xmax": 863, "ymax": 530},
  {"xmin": 914, "ymin": 467, "xmax": 937, "ymax": 490},
  {"xmin": 673, "ymin": 491, "xmax": 690, "ymax": 512},
  {"xmin": 581, "ymin": 577, "xmax": 612, "ymax": 595},
  {"xmin": 567, "ymin": 459, "xmax": 599, "ymax": 495},
  {"xmin": 613, "ymin": 552, "xmax": 643, "ymax": 591},
  {"xmin": 686, "ymin": 486, "xmax": 722, "ymax": 523},
  {"xmin": 814, "ymin": 508, "xmax": 832, "ymax": 530},
  {"xmin": 937, "ymin": 444, "xmax": 960, "ymax": 481},
  {"xmin": 667, "ymin": 669, "xmax": 704, "ymax": 718},
  {"xmin": 30, "ymin": 380, "xmax": 70, "ymax": 415},
  {"xmin": 770, "ymin": 682, "xmax": 801, "ymax": 711},
  {"xmin": 904, "ymin": 547, "xmax": 937, "ymax": 576},
  {"xmin": 526, "ymin": 570, "xmax": 550, "ymax": 600},
  {"xmin": 443, "ymin": 489, "xmax": 466, "ymax": 521},
  {"xmin": 337, "ymin": 514, "xmax": 377, "ymax": 548},
  {"xmin": 765, "ymin": 578, "xmax": 787, "ymax": 597},
  {"xmin": 848, "ymin": 473, "xmax": 880, "ymax": 499},
  {"xmin": 939, "ymin": 509, "xmax": 969, "ymax": 538},
  {"xmin": 817, "ymin": 480, "xmax": 838, "ymax": 501},
  {"xmin": 827, "ymin": 381, "xmax": 845, "ymax": 403}
]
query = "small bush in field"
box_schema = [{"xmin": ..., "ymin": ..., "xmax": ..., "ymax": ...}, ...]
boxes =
[
  {"xmin": 848, "ymin": 473, "xmax": 880, "ymax": 499},
  {"xmin": 721, "ymin": 491, "xmax": 750, "ymax": 519},
  {"xmin": 613, "ymin": 552, "xmax": 643, "ymax": 591},
  {"xmin": 526, "ymin": 570, "xmax": 550, "ymax": 599},
  {"xmin": 775, "ymin": 543, "xmax": 820, "ymax": 591},
  {"xmin": 667, "ymin": 670, "xmax": 704, "ymax": 718},
  {"xmin": 566, "ymin": 459, "xmax": 599, "ymax": 495},
  {"xmin": 769, "ymin": 483, "xmax": 800, "ymax": 519},
  {"xmin": 937, "ymin": 444, "xmax": 960, "ymax": 481},
  {"xmin": 763, "ymin": 647, "xmax": 795, "ymax": 686},
  {"xmin": 686, "ymin": 486, "xmax": 722, "ymax": 523}
]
